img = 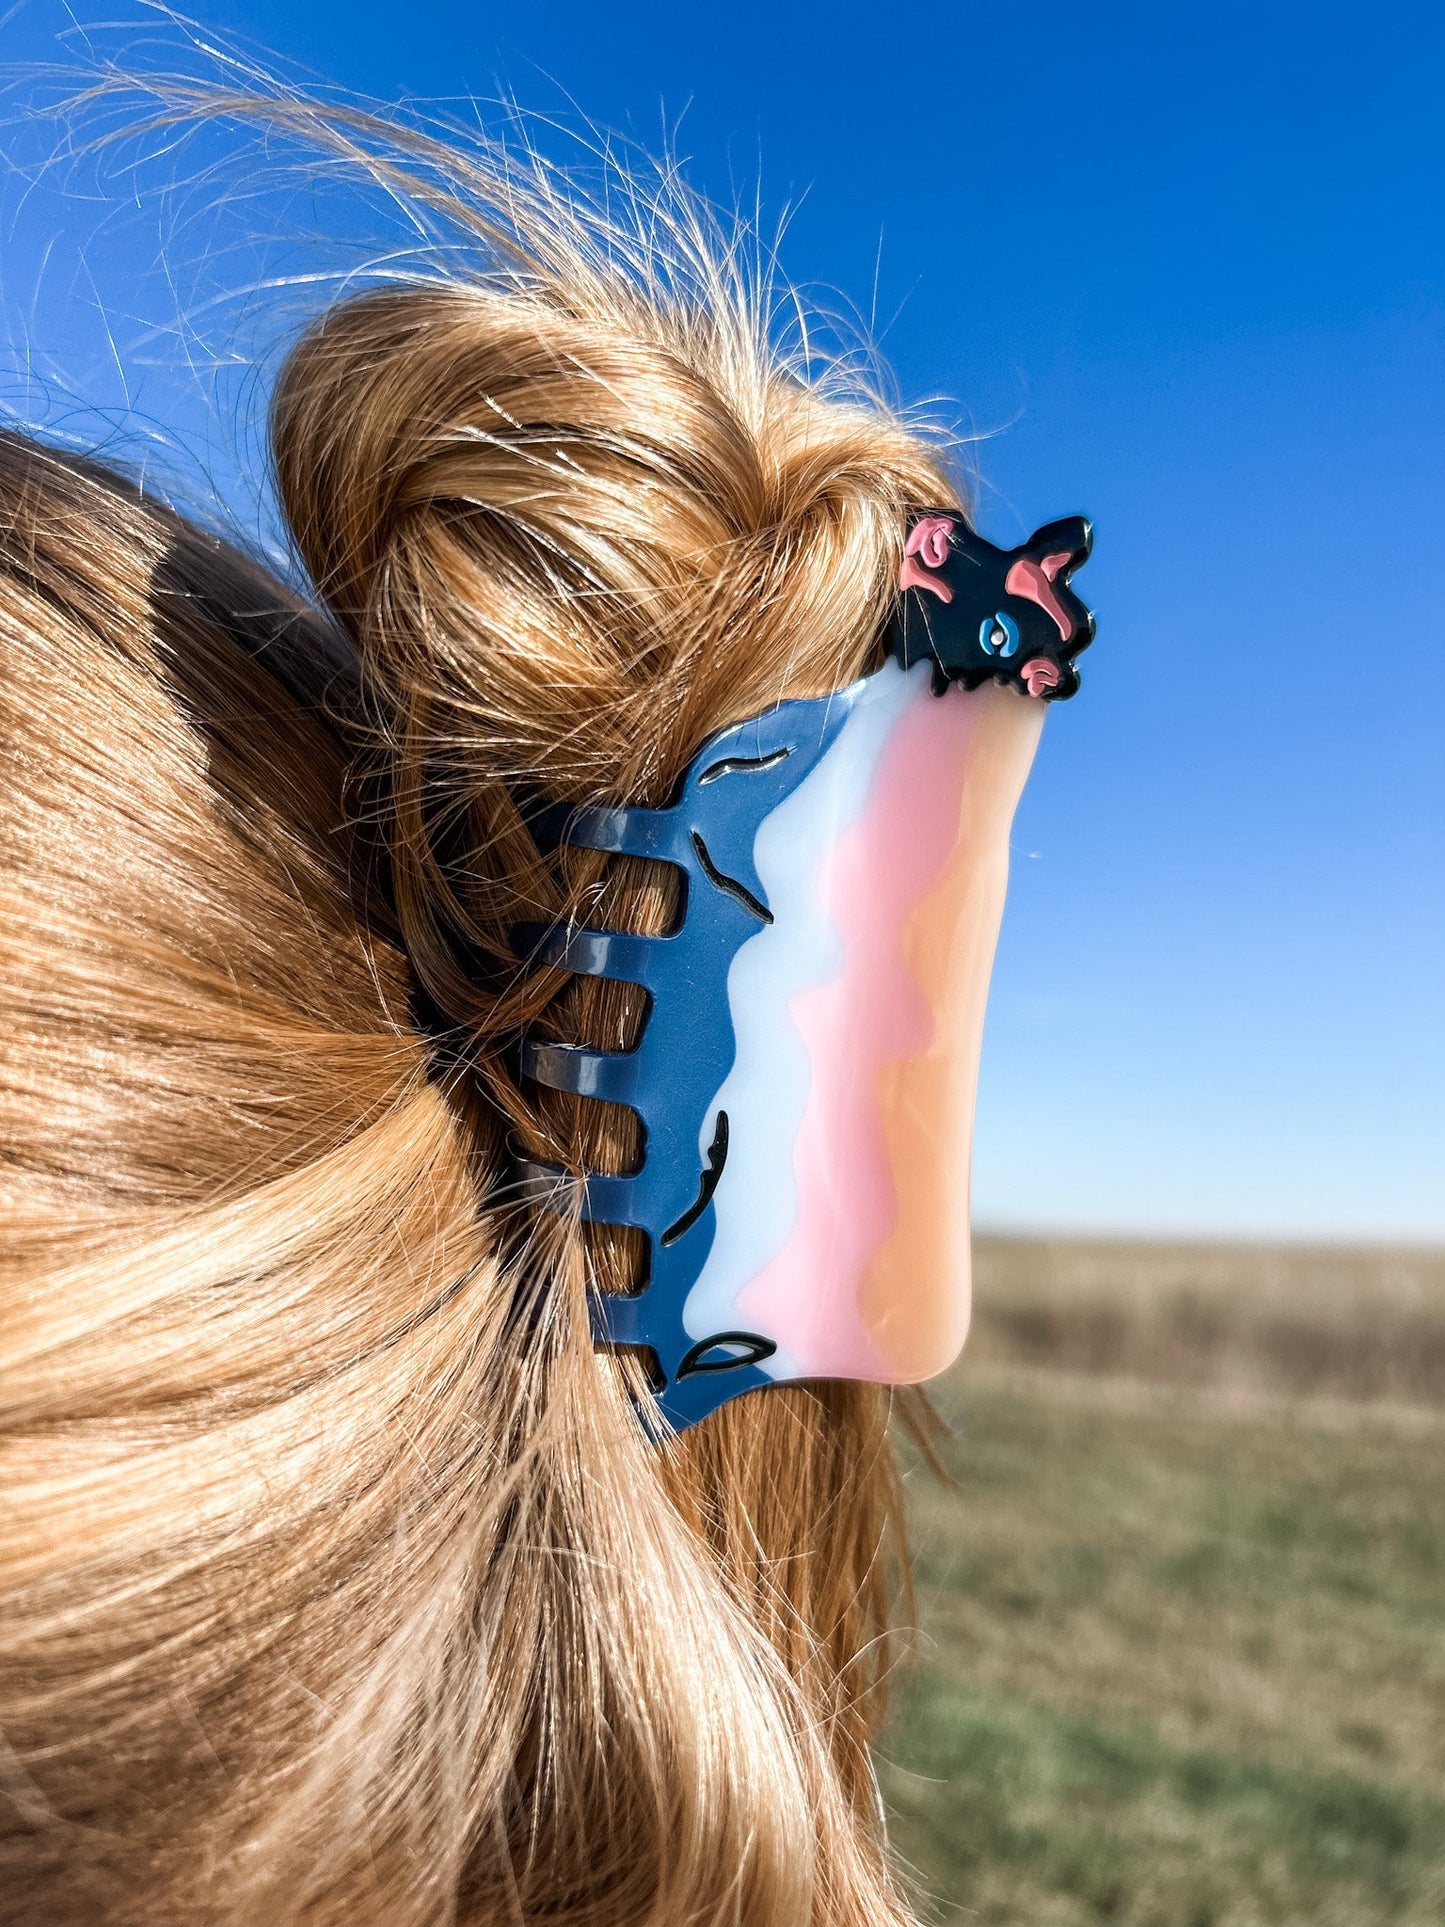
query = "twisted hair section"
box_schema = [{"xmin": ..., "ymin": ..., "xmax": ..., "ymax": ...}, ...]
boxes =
[{"xmin": 0, "ymin": 111, "xmax": 961, "ymax": 1925}]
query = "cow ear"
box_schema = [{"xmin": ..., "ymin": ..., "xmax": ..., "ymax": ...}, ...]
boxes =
[{"xmin": 1021, "ymin": 516, "xmax": 1092, "ymax": 568}]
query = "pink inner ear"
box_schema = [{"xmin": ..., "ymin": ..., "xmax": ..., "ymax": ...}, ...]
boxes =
[
  {"xmin": 899, "ymin": 554, "xmax": 954, "ymax": 602},
  {"xmin": 1004, "ymin": 555, "xmax": 1075, "ymax": 641}
]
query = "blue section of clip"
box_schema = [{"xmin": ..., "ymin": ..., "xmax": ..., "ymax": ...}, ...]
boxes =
[{"xmin": 514, "ymin": 684, "xmax": 863, "ymax": 1429}]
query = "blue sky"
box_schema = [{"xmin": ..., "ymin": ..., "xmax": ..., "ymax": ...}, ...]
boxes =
[{"xmin": 2, "ymin": 1, "xmax": 1441, "ymax": 1239}]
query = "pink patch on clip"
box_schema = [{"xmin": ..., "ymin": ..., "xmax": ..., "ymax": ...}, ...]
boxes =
[
  {"xmin": 898, "ymin": 515, "xmax": 956, "ymax": 602},
  {"xmin": 1020, "ymin": 657, "xmax": 1061, "ymax": 698},
  {"xmin": 1004, "ymin": 551, "xmax": 1075, "ymax": 641},
  {"xmin": 734, "ymin": 679, "xmax": 980, "ymax": 1379}
]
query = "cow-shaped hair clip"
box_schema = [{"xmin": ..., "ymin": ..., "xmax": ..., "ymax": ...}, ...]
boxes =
[
  {"xmin": 890, "ymin": 513, "xmax": 1094, "ymax": 699},
  {"xmin": 514, "ymin": 509, "xmax": 1095, "ymax": 1431}
]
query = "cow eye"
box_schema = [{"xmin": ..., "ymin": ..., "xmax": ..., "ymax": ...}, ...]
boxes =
[{"xmin": 978, "ymin": 611, "xmax": 1020, "ymax": 658}]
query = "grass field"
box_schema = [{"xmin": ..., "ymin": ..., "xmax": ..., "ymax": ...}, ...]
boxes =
[{"xmin": 878, "ymin": 1237, "xmax": 1445, "ymax": 1926}]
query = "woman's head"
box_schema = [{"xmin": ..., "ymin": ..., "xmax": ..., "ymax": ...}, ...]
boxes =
[{"xmin": 0, "ymin": 123, "xmax": 962, "ymax": 1926}]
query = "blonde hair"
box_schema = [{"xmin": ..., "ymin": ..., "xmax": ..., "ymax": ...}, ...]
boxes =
[{"xmin": 0, "ymin": 117, "xmax": 960, "ymax": 1925}]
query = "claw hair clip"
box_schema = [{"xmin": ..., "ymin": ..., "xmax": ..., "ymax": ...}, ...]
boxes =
[{"xmin": 516, "ymin": 513, "xmax": 1093, "ymax": 1429}]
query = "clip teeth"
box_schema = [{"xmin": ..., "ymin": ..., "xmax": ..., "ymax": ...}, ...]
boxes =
[
  {"xmin": 520, "ymin": 1038, "xmax": 642, "ymax": 1106},
  {"xmin": 592, "ymin": 1294, "xmax": 647, "ymax": 1346},
  {"xmin": 509, "ymin": 1155, "xmax": 650, "ymax": 1229},
  {"xmin": 514, "ymin": 922, "xmax": 660, "ymax": 988}
]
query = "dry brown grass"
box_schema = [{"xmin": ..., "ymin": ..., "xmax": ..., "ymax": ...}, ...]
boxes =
[
  {"xmin": 968, "ymin": 1235, "xmax": 1445, "ymax": 1407},
  {"xmin": 879, "ymin": 1236, "xmax": 1445, "ymax": 1925}
]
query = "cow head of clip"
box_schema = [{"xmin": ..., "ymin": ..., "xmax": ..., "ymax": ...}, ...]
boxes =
[
  {"xmin": 512, "ymin": 511, "xmax": 1095, "ymax": 1433},
  {"xmin": 888, "ymin": 513, "xmax": 1094, "ymax": 701}
]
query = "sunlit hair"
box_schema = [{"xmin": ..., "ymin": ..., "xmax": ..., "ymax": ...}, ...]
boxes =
[{"xmin": 0, "ymin": 111, "xmax": 959, "ymax": 1925}]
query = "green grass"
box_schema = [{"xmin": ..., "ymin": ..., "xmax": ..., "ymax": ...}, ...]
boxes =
[{"xmin": 879, "ymin": 1241, "xmax": 1445, "ymax": 1925}]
